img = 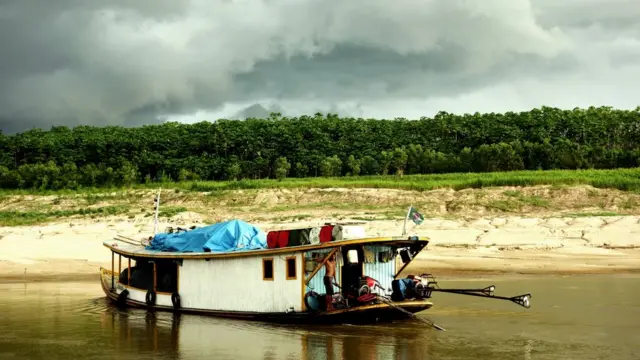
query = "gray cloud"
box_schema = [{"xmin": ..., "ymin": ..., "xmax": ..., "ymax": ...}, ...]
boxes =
[{"xmin": 0, "ymin": 0, "xmax": 638, "ymax": 133}]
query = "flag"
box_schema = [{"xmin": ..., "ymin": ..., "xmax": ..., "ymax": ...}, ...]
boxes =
[{"xmin": 408, "ymin": 206, "xmax": 424, "ymax": 225}]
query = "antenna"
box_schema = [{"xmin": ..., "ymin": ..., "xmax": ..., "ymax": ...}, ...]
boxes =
[{"xmin": 153, "ymin": 188, "xmax": 161, "ymax": 235}]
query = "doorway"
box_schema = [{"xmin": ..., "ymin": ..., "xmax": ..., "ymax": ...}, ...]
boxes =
[{"xmin": 340, "ymin": 246, "xmax": 364, "ymax": 297}]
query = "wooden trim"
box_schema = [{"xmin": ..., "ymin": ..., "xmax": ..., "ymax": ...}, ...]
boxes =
[
  {"xmin": 127, "ymin": 258, "xmax": 131, "ymax": 284},
  {"xmin": 111, "ymin": 251, "xmax": 115, "ymax": 290},
  {"xmin": 100, "ymin": 267, "xmax": 116, "ymax": 276},
  {"xmin": 316, "ymin": 300, "xmax": 433, "ymax": 316},
  {"xmin": 153, "ymin": 261, "xmax": 157, "ymax": 292},
  {"xmin": 104, "ymin": 236, "xmax": 429, "ymax": 260},
  {"xmin": 262, "ymin": 257, "xmax": 274, "ymax": 281},
  {"xmin": 118, "ymin": 254, "xmax": 121, "ymax": 274},
  {"xmin": 119, "ymin": 282, "xmax": 173, "ymax": 295},
  {"xmin": 285, "ymin": 256, "xmax": 297, "ymax": 280},
  {"xmin": 305, "ymin": 247, "xmax": 339, "ymax": 286},
  {"xmin": 300, "ymin": 255, "xmax": 306, "ymax": 311},
  {"xmin": 394, "ymin": 242, "xmax": 429, "ymax": 279}
]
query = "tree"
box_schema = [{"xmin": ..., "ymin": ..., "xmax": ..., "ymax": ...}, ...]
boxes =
[
  {"xmin": 347, "ymin": 155, "xmax": 361, "ymax": 176},
  {"xmin": 273, "ymin": 157, "xmax": 291, "ymax": 180}
]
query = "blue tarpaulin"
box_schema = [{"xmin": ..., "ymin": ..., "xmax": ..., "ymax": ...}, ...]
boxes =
[{"xmin": 145, "ymin": 220, "xmax": 267, "ymax": 253}]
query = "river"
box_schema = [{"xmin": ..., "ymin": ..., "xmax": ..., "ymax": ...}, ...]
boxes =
[{"xmin": 0, "ymin": 274, "xmax": 638, "ymax": 359}]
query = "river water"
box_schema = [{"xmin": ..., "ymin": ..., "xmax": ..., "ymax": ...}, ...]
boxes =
[{"xmin": 0, "ymin": 274, "xmax": 638, "ymax": 360}]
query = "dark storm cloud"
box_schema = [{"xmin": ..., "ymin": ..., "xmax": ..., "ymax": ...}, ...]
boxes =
[{"xmin": 0, "ymin": 0, "xmax": 638, "ymax": 133}]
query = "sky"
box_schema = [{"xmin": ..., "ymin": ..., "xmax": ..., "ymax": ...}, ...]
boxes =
[{"xmin": 1, "ymin": 0, "xmax": 639, "ymax": 133}]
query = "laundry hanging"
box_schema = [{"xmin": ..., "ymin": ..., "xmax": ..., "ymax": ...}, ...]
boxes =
[
  {"xmin": 363, "ymin": 247, "xmax": 375, "ymax": 263},
  {"xmin": 309, "ymin": 227, "xmax": 321, "ymax": 244}
]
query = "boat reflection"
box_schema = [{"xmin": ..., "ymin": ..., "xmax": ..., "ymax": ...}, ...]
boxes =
[{"xmin": 98, "ymin": 302, "xmax": 428, "ymax": 360}]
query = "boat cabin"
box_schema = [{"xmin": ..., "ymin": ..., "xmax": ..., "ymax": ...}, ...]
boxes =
[{"xmin": 101, "ymin": 222, "xmax": 430, "ymax": 318}]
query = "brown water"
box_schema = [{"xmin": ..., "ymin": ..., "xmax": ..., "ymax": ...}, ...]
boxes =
[{"xmin": 0, "ymin": 274, "xmax": 638, "ymax": 359}]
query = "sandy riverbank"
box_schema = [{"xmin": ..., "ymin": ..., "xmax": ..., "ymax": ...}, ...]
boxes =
[{"xmin": 1, "ymin": 213, "xmax": 639, "ymax": 282}]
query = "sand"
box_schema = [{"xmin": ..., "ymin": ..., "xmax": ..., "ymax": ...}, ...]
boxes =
[{"xmin": 1, "ymin": 212, "xmax": 639, "ymax": 282}]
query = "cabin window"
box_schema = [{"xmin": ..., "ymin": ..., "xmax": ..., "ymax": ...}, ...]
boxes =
[
  {"xmin": 346, "ymin": 249, "xmax": 359, "ymax": 264},
  {"xmin": 285, "ymin": 256, "xmax": 297, "ymax": 280},
  {"xmin": 263, "ymin": 258, "xmax": 274, "ymax": 281}
]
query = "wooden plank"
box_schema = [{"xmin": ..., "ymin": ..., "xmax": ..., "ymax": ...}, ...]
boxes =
[{"xmin": 304, "ymin": 247, "xmax": 340, "ymax": 286}]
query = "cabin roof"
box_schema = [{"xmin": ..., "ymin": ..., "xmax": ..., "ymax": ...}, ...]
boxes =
[{"xmin": 103, "ymin": 236, "xmax": 429, "ymax": 260}]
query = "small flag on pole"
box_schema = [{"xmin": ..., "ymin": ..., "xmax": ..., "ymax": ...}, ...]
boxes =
[
  {"xmin": 408, "ymin": 206, "xmax": 424, "ymax": 225},
  {"xmin": 402, "ymin": 205, "xmax": 424, "ymax": 235}
]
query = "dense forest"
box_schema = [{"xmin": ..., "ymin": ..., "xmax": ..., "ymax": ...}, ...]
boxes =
[{"xmin": 1, "ymin": 106, "xmax": 639, "ymax": 190}]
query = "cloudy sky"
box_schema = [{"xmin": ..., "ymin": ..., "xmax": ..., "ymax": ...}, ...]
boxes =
[{"xmin": 1, "ymin": 0, "xmax": 639, "ymax": 133}]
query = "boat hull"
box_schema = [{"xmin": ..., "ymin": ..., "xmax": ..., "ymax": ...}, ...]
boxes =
[{"xmin": 100, "ymin": 267, "xmax": 433, "ymax": 325}]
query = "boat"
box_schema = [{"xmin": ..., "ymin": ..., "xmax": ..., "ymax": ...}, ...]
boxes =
[{"xmin": 100, "ymin": 218, "xmax": 532, "ymax": 329}]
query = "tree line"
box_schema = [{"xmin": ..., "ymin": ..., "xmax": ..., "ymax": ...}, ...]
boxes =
[{"xmin": 1, "ymin": 106, "xmax": 639, "ymax": 190}]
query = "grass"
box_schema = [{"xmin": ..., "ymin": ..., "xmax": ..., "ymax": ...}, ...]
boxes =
[
  {"xmin": 486, "ymin": 190, "xmax": 552, "ymax": 212},
  {"xmin": 185, "ymin": 168, "xmax": 640, "ymax": 193},
  {"xmin": 2, "ymin": 167, "xmax": 640, "ymax": 226},
  {"xmin": 0, "ymin": 206, "xmax": 130, "ymax": 226},
  {"xmin": 158, "ymin": 206, "xmax": 188, "ymax": 218},
  {"xmin": 1, "ymin": 167, "xmax": 640, "ymax": 196}
]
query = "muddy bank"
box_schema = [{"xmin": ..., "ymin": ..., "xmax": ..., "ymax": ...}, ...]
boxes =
[{"xmin": 1, "ymin": 213, "xmax": 640, "ymax": 282}]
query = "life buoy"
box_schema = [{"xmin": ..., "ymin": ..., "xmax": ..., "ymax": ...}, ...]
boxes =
[
  {"xmin": 117, "ymin": 289, "xmax": 129, "ymax": 307},
  {"xmin": 145, "ymin": 290, "xmax": 156, "ymax": 306},
  {"xmin": 171, "ymin": 292, "xmax": 181, "ymax": 309}
]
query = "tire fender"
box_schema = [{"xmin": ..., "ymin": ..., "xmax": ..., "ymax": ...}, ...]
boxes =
[
  {"xmin": 145, "ymin": 290, "xmax": 156, "ymax": 306},
  {"xmin": 117, "ymin": 289, "xmax": 129, "ymax": 307},
  {"xmin": 171, "ymin": 292, "xmax": 181, "ymax": 309}
]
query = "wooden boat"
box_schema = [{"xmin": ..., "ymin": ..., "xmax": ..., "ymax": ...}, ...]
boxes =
[{"xmin": 100, "ymin": 220, "xmax": 531, "ymax": 328}]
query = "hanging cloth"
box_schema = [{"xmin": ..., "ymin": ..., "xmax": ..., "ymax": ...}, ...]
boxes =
[
  {"xmin": 299, "ymin": 228, "xmax": 311, "ymax": 245},
  {"xmin": 363, "ymin": 247, "xmax": 375, "ymax": 263},
  {"xmin": 276, "ymin": 231, "xmax": 290, "ymax": 248},
  {"xmin": 309, "ymin": 227, "xmax": 321, "ymax": 244},
  {"xmin": 319, "ymin": 225, "xmax": 334, "ymax": 243},
  {"xmin": 289, "ymin": 229, "xmax": 301, "ymax": 246},
  {"xmin": 267, "ymin": 231, "xmax": 278, "ymax": 248}
]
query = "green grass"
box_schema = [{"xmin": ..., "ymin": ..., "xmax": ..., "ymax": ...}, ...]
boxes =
[
  {"xmin": 183, "ymin": 167, "xmax": 640, "ymax": 193},
  {"xmin": 1, "ymin": 167, "xmax": 639, "ymax": 196},
  {"xmin": 0, "ymin": 205, "xmax": 130, "ymax": 226},
  {"xmin": 158, "ymin": 206, "xmax": 188, "ymax": 218}
]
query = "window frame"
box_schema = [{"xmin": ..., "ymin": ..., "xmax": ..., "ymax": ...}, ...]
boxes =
[
  {"xmin": 285, "ymin": 256, "xmax": 297, "ymax": 280},
  {"xmin": 262, "ymin": 257, "xmax": 274, "ymax": 281}
]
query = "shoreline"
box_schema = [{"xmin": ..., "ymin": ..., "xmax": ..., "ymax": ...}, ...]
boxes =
[
  {"xmin": 2, "ymin": 213, "xmax": 640, "ymax": 284},
  {"xmin": 1, "ymin": 248, "xmax": 639, "ymax": 284},
  {"xmin": 2, "ymin": 262, "xmax": 639, "ymax": 284}
]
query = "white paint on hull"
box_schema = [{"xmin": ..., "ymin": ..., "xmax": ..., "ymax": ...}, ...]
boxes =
[
  {"xmin": 179, "ymin": 253, "xmax": 303, "ymax": 313},
  {"xmin": 117, "ymin": 286, "xmax": 174, "ymax": 308}
]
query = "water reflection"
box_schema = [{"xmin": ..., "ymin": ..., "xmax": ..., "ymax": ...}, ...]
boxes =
[
  {"xmin": 97, "ymin": 302, "xmax": 429, "ymax": 360},
  {"xmin": 98, "ymin": 306, "xmax": 180, "ymax": 357},
  {"xmin": 2, "ymin": 276, "xmax": 640, "ymax": 360}
]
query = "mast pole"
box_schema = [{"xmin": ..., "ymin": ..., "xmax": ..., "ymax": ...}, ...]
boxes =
[
  {"xmin": 153, "ymin": 188, "xmax": 161, "ymax": 236},
  {"xmin": 402, "ymin": 205, "xmax": 412, "ymax": 236}
]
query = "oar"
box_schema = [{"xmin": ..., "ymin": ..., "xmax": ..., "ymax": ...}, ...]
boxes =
[
  {"xmin": 431, "ymin": 289, "xmax": 532, "ymax": 309},
  {"xmin": 329, "ymin": 282, "xmax": 445, "ymax": 330},
  {"xmin": 376, "ymin": 295, "xmax": 446, "ymax": 331}
]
